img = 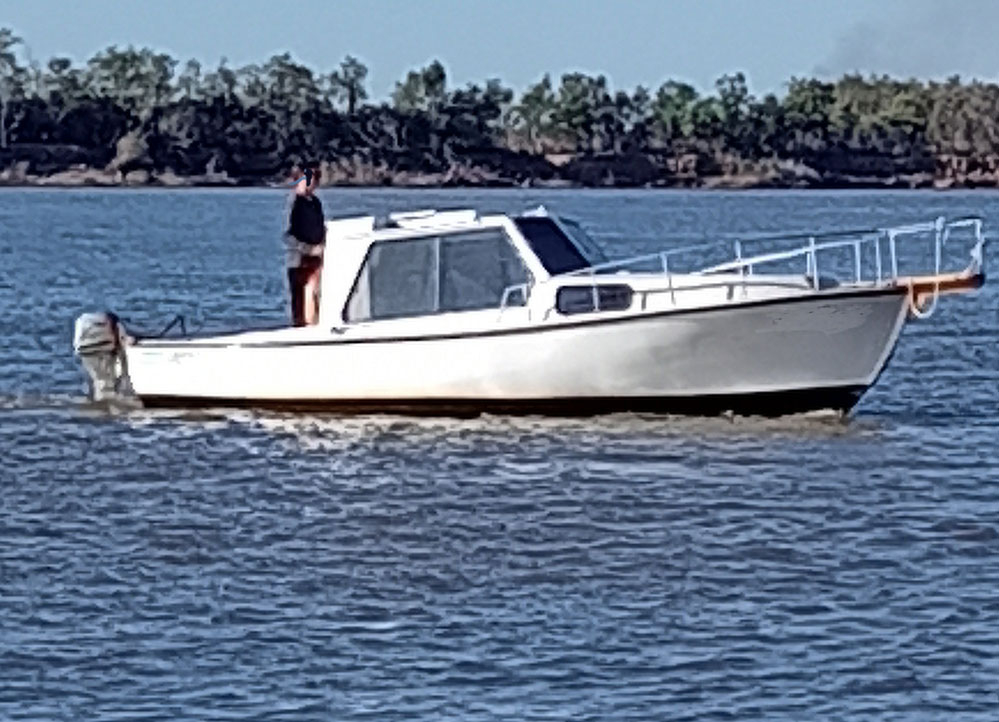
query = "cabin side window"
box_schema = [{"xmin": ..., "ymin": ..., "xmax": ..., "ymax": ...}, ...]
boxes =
[
  {"xmin": 344, "ymin": 229, "xmax": 529, "ymax": 322},
  {"xmin": 556, "ymin": 284, "xmax": 634, "ymax": 315}
]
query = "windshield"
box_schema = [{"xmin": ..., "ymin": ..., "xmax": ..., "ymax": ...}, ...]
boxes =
[
  {"xmin": 559, "ymin": 217, "xmax": 608, "ymax": 265},
  {"xmin": 514, "ymin": 216, "xmax": 607, "ymax": 275}
]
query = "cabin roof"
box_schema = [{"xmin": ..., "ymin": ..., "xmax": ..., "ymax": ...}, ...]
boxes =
[{"xmin": 326, "ymin": 208, "xmax": 514, "ymax": 244}]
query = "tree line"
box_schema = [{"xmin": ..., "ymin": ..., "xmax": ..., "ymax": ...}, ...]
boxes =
[{"xmin": 1, "ymin": 27, "xmax": 998, "ymax": 187}]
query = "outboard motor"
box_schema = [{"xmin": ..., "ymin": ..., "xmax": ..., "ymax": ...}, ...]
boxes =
[{"xmin": 73, "ymin": 312, "xmax": 133, "ymax": 401}]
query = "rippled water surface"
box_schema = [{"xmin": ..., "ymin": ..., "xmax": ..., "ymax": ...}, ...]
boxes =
[{"xmin": 1, "ymin": 188, "xmax": 998, "ymax": 720}]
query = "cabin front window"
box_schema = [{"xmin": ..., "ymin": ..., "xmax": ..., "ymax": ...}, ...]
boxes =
[
  {"xmin": 345, "ymin": 229, "xmax": 529, "ymax": 322},
  {"xmin": 514, "ymin": 216, "xmax": 607, "ymax": 275}
]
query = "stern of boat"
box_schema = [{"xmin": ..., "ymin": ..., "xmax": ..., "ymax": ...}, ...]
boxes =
[{"xmin": 73, "ymin": 312, "xmax": 134, "ymax": 401}]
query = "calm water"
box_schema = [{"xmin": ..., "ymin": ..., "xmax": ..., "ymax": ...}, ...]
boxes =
[{"xmin": 1, "ymin": 188, "xmax": 998, "ymax": 720}]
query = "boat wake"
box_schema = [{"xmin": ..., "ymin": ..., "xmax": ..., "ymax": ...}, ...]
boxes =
[{"xmin": 0, "ymin": 392, "xmax": 97, "ymax": 413}]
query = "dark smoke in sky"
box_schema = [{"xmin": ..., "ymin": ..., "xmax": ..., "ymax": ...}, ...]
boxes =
[{"xmin": 814, "ymin": 0, "xmax": 999, "ymax": 81}]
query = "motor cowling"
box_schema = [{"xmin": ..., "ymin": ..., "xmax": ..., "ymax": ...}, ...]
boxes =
[{"xmin": 73, "ymin": 312, "xmax": 132, "ymax": 400}]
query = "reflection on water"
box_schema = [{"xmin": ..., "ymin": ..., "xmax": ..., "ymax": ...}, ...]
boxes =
[{"xmin": 1, "ymin": 189, "xmax": 997, "ymax": 720}]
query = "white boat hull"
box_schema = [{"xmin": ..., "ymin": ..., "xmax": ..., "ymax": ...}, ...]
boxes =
[{"xmin": 124, "ymin": 287, "xmax": 909, "ymax": 415}]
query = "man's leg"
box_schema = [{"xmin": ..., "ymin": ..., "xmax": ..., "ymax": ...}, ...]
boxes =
[
  {"xmin": 303, "ymin": 263, "xmax": 322, "ymax": 325},
  {"xmin": 288, "ymin": 267, "xmax": 305, "ymax": 326}
]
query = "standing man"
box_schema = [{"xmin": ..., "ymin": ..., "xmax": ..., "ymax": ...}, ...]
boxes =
[{"xmin": 285, "ymin": 162, "xmax": 325, "ymax": 326}]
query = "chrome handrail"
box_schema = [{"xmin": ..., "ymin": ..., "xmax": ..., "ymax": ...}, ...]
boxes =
[
  {"xmin": 534, "ymin": 216, "xmax": 985, "ymax": 319},
  {"xmin": 554, "ymin": 216, "xmax": 983, "ymax": 284}
]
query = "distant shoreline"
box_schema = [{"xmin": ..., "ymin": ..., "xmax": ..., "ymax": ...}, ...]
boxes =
[
  {"xmin": 3, "ymin": 37, "xmax": 999, "ymax": 201},
  {"xmin": 1, "ymin": 169, "xmax": 992, "ymax": 191}
]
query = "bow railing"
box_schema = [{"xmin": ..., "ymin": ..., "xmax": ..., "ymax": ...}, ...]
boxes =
[{"xmin": 512, "ymin": 216, "xmax": 986, "ymax": 319}]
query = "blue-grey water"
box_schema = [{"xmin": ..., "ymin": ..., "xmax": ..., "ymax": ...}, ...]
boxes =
[{"xmin": 1, "ymin": 188, "xmax": 998, "ymax": 721}]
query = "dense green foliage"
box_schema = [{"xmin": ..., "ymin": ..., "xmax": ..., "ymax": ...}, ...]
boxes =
[{"xmin": 1, "ymin": 29, "xmax": 997, "ymax": 186}]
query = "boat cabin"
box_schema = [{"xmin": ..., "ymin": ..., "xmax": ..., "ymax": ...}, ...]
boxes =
[{"xmin": 317, "ymin": 207, "xmax": 618, "ymax": 329}]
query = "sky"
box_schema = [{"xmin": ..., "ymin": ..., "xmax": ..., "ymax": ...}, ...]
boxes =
[{"xmin": 3, "ymin": 0, "xmax": 999, "ymax": 99}]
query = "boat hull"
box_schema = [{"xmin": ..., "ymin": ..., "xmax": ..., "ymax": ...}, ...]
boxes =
[{"xmin": 125, "ymin": 288, "xmax": 910, "ymax": 416}]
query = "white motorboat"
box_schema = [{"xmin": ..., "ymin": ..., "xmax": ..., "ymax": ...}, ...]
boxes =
[{"xmin": 73, "ymin": 207, "xmax": 987, "ymax": 416}]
